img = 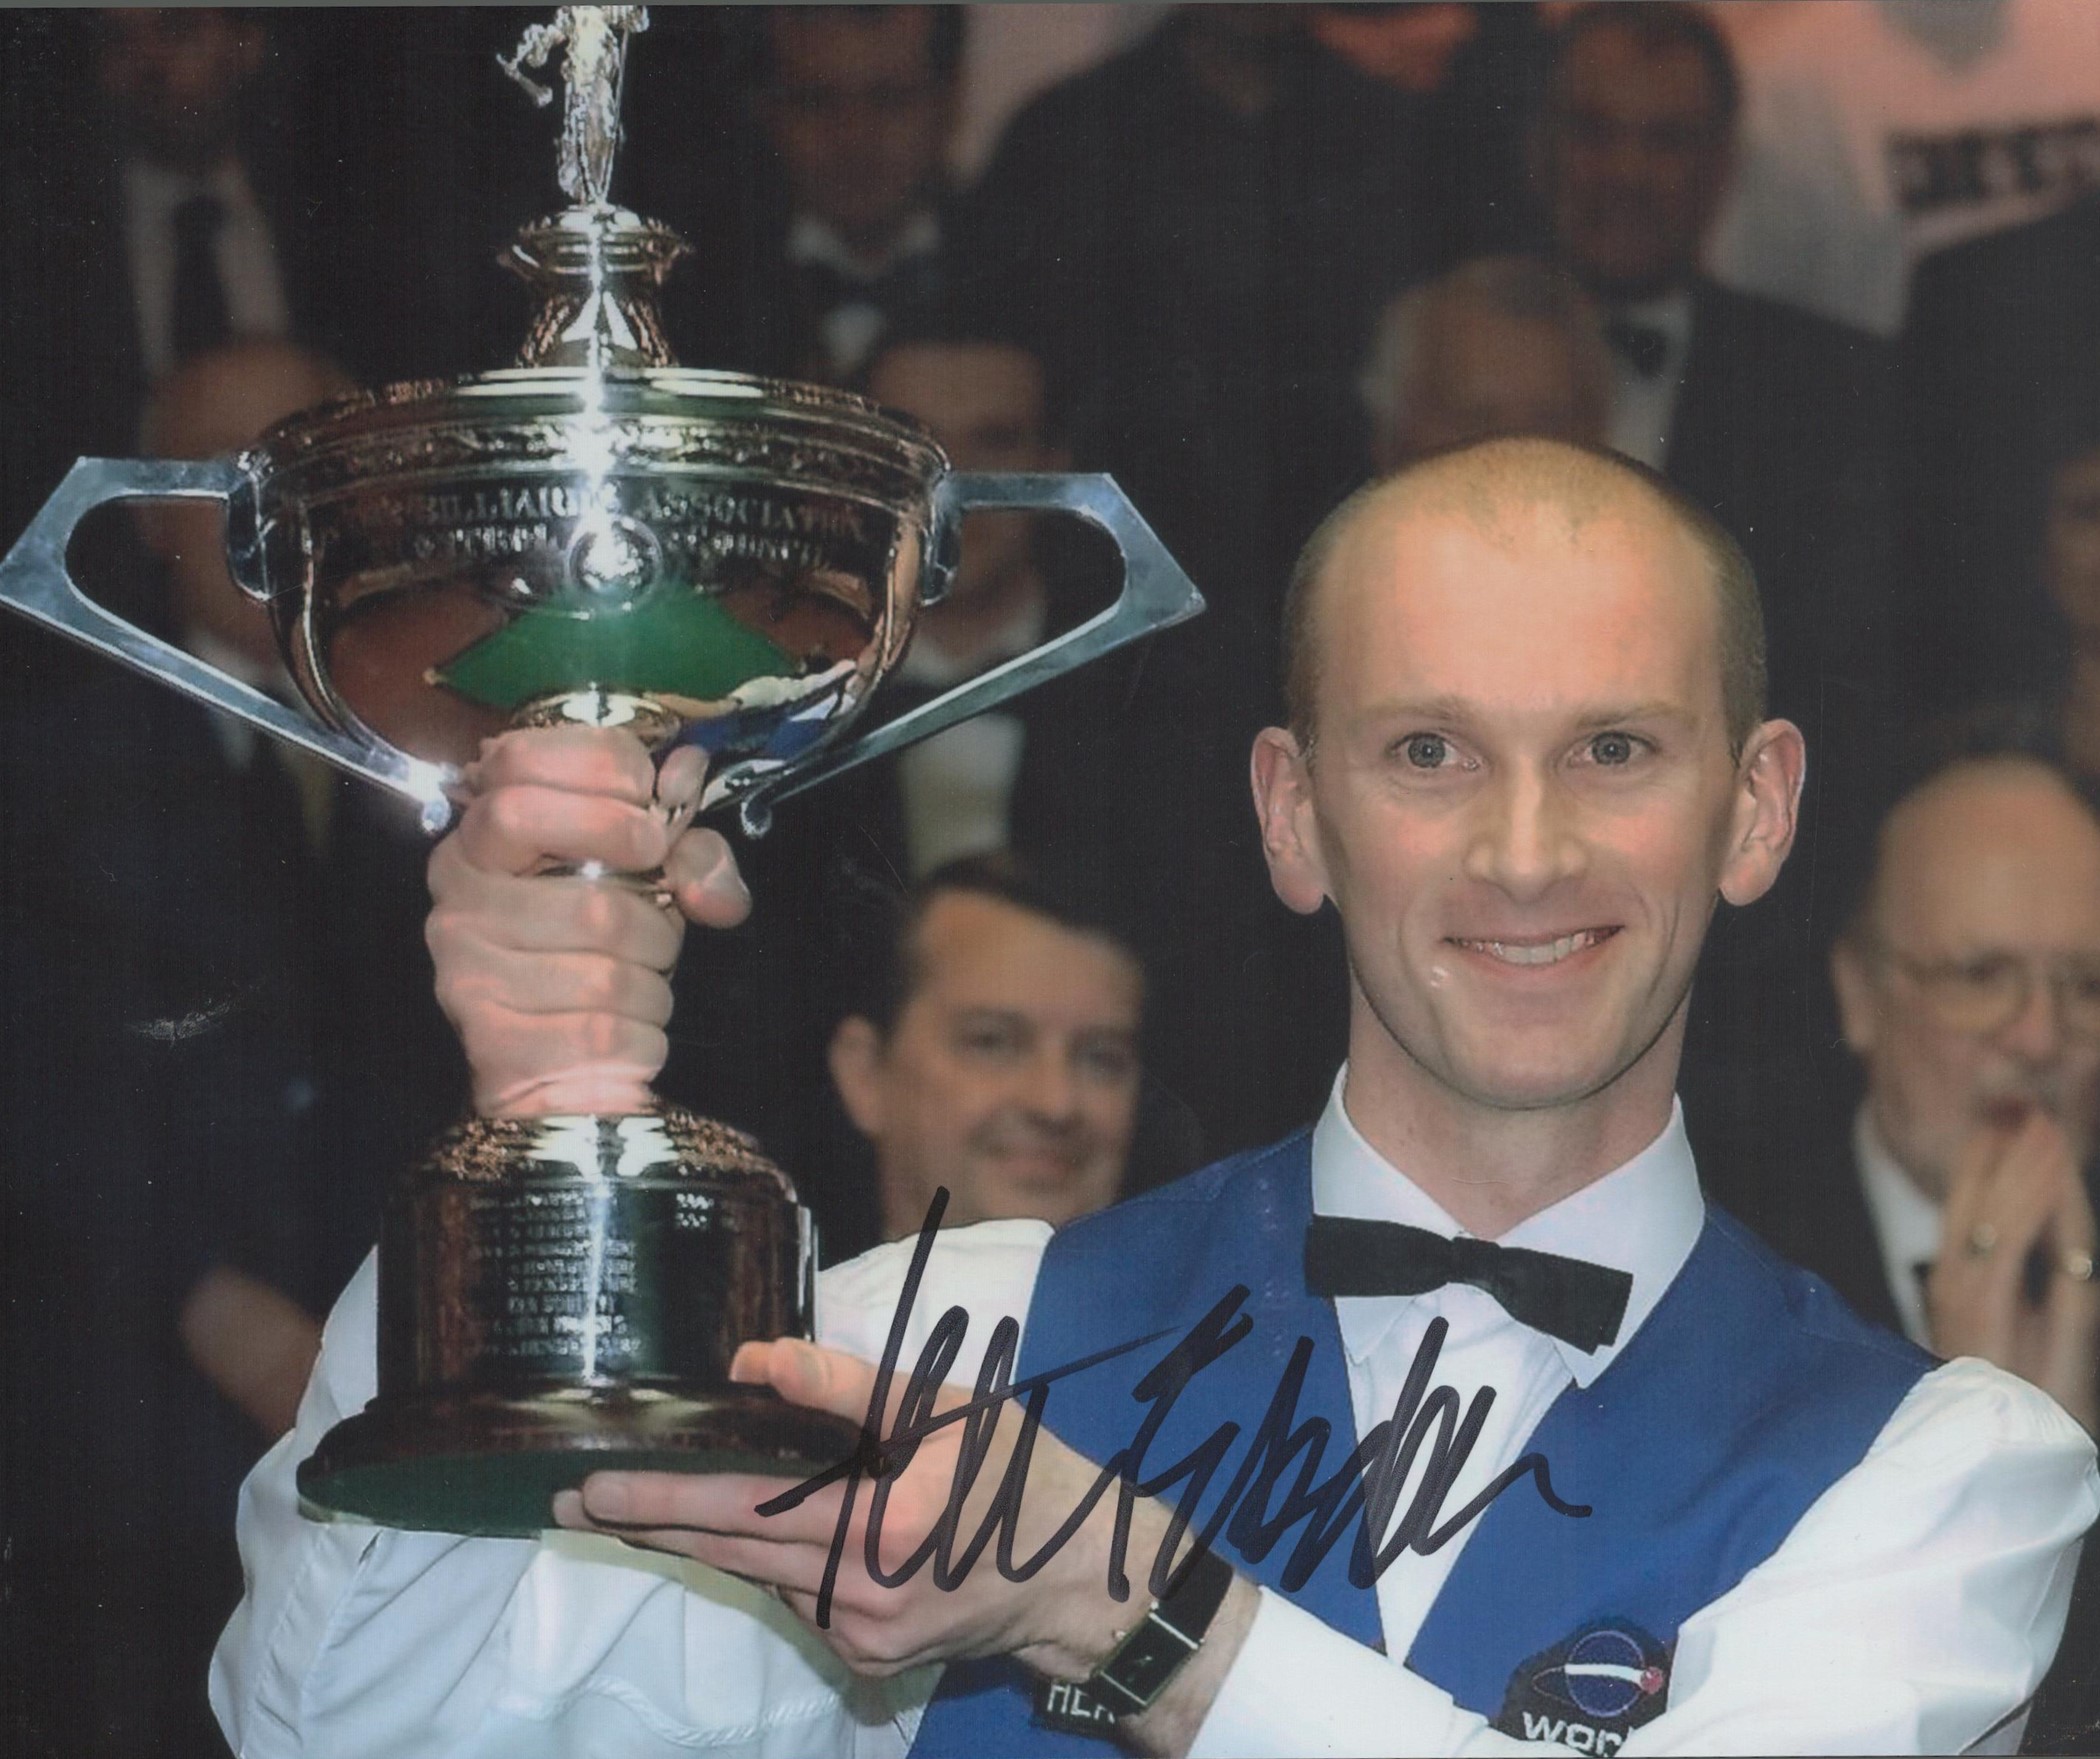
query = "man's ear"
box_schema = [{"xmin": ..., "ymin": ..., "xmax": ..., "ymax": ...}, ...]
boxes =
[
  {"xmin": 827, "ymin": 1016, "xmax": 887, "ymax": 1138},
  {"xmin": 1717, "ymin": 717, "xmax": 1806, "ymax": 908},
  {"xmin": 1251, "ymin": 726, "xmax": 1330, "ymax": 916}
]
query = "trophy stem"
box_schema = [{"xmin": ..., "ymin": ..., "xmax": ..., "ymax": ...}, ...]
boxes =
[
  {"xmin": 506, "ymin": 204, "xmax": 688, "ymax": 372},
  {"xmin": 302, "ymin": 688, "xmax": 867, "ymax": 1536}
]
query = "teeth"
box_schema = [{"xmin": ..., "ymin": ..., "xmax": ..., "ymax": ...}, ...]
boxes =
[{"xmin": 1460, "ymin": 930, "xmax": 1607, "ymax": 966}]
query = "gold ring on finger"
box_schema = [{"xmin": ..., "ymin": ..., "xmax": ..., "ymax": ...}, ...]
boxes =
[
  {"xmin": 1966, "ymin": 1222, "xmax": 1999, "ymax": 1259},
  {"xmin": 2061, "ymin": 1249, "xmax": 2096, "ymax": 1283}
]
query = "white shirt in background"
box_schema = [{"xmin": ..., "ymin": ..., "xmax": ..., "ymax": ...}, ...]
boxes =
[
  {"xmin": 1602, "ymin": 288, "xmax": 1693, "ymax": 472},
  {"xmin": 893, "ymin": 592, "xmax": 1046, "ymax": 877},
  {"xmin": 122, "ymin": 155, "xmax": 290, "ymax": 380},
  {"xmin": 1854, "ymin": 1105, "xmax": 1947, "ymax": 1350},
  {"xmin": 1708, "ymin": 0, "xmax": 2100, "ymax": 338},
  {"xmin": 784, "ymin": 209, "xmax": 942, "ymax": 380}
]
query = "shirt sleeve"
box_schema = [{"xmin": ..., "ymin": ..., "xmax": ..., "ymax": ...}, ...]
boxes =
[
  {"xmin": 1190, "ymin": 1357, "xmax": 2099, "ymax": 1757},
  {"xmin": 209, "ymin": 1222, "xmax": 1051, "ymax": 1758}
]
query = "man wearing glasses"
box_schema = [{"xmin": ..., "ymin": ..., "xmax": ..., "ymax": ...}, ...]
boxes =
[{"xmin": 1800, "ymin": 733, "xmax": 2100, "ymax": 1431}]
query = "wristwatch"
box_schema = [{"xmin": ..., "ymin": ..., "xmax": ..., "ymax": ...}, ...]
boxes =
[{"xmin": 1085, "ymin": 1547, "xmax": 1237, "ymax": 1716}]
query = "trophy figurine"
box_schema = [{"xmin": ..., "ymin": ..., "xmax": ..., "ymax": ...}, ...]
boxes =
[{"xmin": 0, "ymin": 8, "xmax": 1202, "ymax": 1537}]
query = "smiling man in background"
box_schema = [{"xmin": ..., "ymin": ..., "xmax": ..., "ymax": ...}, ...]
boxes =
[{"xmin": 828, "ymin": 852, "xmax": 1145, "ymax": 1244}]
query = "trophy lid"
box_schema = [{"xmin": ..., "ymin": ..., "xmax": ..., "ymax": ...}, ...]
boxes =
[
  {"xmin": 251, "ymin": 4, "xmax": 941, "ymax": 459},
  {"xmin": 222, "ymin": 8, "xmax": 950, "ymax": 809}
]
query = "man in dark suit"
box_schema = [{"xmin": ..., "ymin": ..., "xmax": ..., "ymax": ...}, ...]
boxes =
[
  {"xmin": 1725, "ymin": 732, "xmax": 2100, "ymax": 1414},
  {"xmin": 0, "ymin": 10, "xmax": 477, "ymax": 708},
  {"xmin": 829, "ymin": 319, "xmax": 1110, "ymax": 880},
  {"xmin": 659, "ymin": 317, "xmax": 1193, "ymax": 1246},
  {"xmin": 663, "ymin": 7, "xmax": 972, "ymax": 386},
  {"xmin": 1902, "ymin": 192, "xmax": 2100, "ymax": 713},
  {"xmin": 1717, "ymin": 726, "xmax": 2100, "ymax": 1755},
  {"xmin": 968, "ymin": 5, "xmax": 1453, "ymax": 647},
  {"xmin": 1532, "ymin": 1, "xmax": 1901, "ymax": 1191},
  {"xmin": 1532, "ymin": 1, "xmax": 1897, "ymax": 745},
  {"xmin": 0, "ymin": 340, "xmax": 464, "ymax": 1759}
]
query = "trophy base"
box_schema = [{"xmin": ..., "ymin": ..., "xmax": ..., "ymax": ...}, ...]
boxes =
[{"xmin": 297, "ymin": 1384, "xmax": 864, "ymax": 1538}]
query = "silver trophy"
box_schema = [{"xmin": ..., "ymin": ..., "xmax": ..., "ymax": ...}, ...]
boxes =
[{"xmin": 0, "ymin": 8, "xmax": 1202, "ymax": 1537}]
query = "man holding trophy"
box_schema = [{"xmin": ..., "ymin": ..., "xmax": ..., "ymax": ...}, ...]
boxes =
[
  {"xmin": 0, "ymin": 13, "xmax": 2089, "ymax": 1757},
  {"xmin": 212, "ymin": 434, "xmax": 2098, "ymax": 1759}
]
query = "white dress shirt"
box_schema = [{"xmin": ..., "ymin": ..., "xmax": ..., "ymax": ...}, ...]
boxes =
[
  {"xmin": 1603, "ymin": 289, "xmax": 1693, "ymax": 473},
  {"xmin": 892, "ymin": 592, "xmax": 1046, "ymax": 877},
  {"xmin": 1706, "ymin": 0, "xmax": 2100, "ymax": 336},
  {"xmin": 1855, "ymin": 1107, "xmax": 1946, "ymax": 1351},
  {"xmin": 213, "ymin": 1079, "xmax": 2097, "ymax": 1757},
  {"xmin": 123, "ymin": 156, "xmax": 291, "ymax": 382}
]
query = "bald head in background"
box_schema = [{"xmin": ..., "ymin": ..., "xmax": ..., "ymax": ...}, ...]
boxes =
[
  {"xmin": 140, "ymin": 339, "xmax": 353, "ymax": 672},
  {"xmin": 1836, "ymin": 756, "xmax": 2100, "ymax": 1202},
  {"xmin": 1360, "ymin": 257, "xmax": 1613, "ymax": 471}
]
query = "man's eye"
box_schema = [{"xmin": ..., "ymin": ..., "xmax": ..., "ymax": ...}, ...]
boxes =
[
  {"xmin": 957, "ymin": 1024, "xmax": 1025, "ymax": 1058},
  {"xmin": 1588, "ymin": 732, "xmax": 1639, "ymax": 766},
  {"xmin": 1401, "ymin": 734, "xmax": 1449, "ymax": 769},
  {"xmin": 1077, "ymin": 1041, "xmax": 1138, "ymax": 1082}
]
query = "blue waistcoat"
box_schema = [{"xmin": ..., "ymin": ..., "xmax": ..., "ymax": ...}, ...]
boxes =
[{"xmin": 910, "ymin": 1129, "xmax": 1932, "ymax": 1755}]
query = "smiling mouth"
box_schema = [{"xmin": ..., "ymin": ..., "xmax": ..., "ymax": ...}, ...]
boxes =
[{"xmin": 1449, "ymin": 928, "xmax": 1618, "ymax": 967}]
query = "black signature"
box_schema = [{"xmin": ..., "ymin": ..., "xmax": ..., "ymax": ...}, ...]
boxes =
[{"xmin": 757, "ymin": 1191, "xmax": 1587, "ymax": 1629}]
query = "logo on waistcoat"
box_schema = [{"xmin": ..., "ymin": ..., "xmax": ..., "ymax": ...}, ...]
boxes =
[{"xmin": 1496, "ymin": 1622, "xmax": 1671, "ymax": 1754}]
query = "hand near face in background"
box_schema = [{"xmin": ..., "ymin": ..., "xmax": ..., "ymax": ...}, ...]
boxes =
[{"xmin": 1928, "ymin": 1108, "xmax": 2100, "ymax": 1433}]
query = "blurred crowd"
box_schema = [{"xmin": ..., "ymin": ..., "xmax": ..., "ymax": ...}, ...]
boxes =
[{"xmin": 7, "ymin": 4, "xmax": 2100, "ymax": 1753}]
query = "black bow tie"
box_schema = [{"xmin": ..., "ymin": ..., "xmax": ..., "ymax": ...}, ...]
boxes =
[
  {"xmin": 1605, "ymin": 317, "xmax": 1670, "ymax": 379},
  {"xmin": 1303, "ymin": 1216, "xmax": 1633, "ymax": 1354}
]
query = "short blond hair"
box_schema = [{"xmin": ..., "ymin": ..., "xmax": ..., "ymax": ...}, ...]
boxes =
[{"xmin": 1282, "ymin": 438, "xmax": 1767, "ymax": 758}]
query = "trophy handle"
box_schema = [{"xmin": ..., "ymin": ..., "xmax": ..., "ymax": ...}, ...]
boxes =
[
  {"xmin": 740, "ymin": 472, "xmax": 1205, "ymax": 831},
  {"xmin": 0, "ymin": 457, "xmax": 458, "ymax": 829}
]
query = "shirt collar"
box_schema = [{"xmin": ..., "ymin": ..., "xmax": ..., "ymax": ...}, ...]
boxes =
[
  {"xmin": 1853, "ymin": 1106, "xmax": 1942, "ymax": 1347},
  {"xmin": 785, "ymin": 208, "xmax": 941, "ymax": 283},
  {"xmin": 1309, "ymin": 1068, "xmax": 1705, "ymax": 1386},
  {"xmin": 1611, "ymin": 286, "xmax": 1694, "ymax": 357},
  {"xmin": 123, "ymin": 153, "xmax": 258, "ymax": 221}
]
